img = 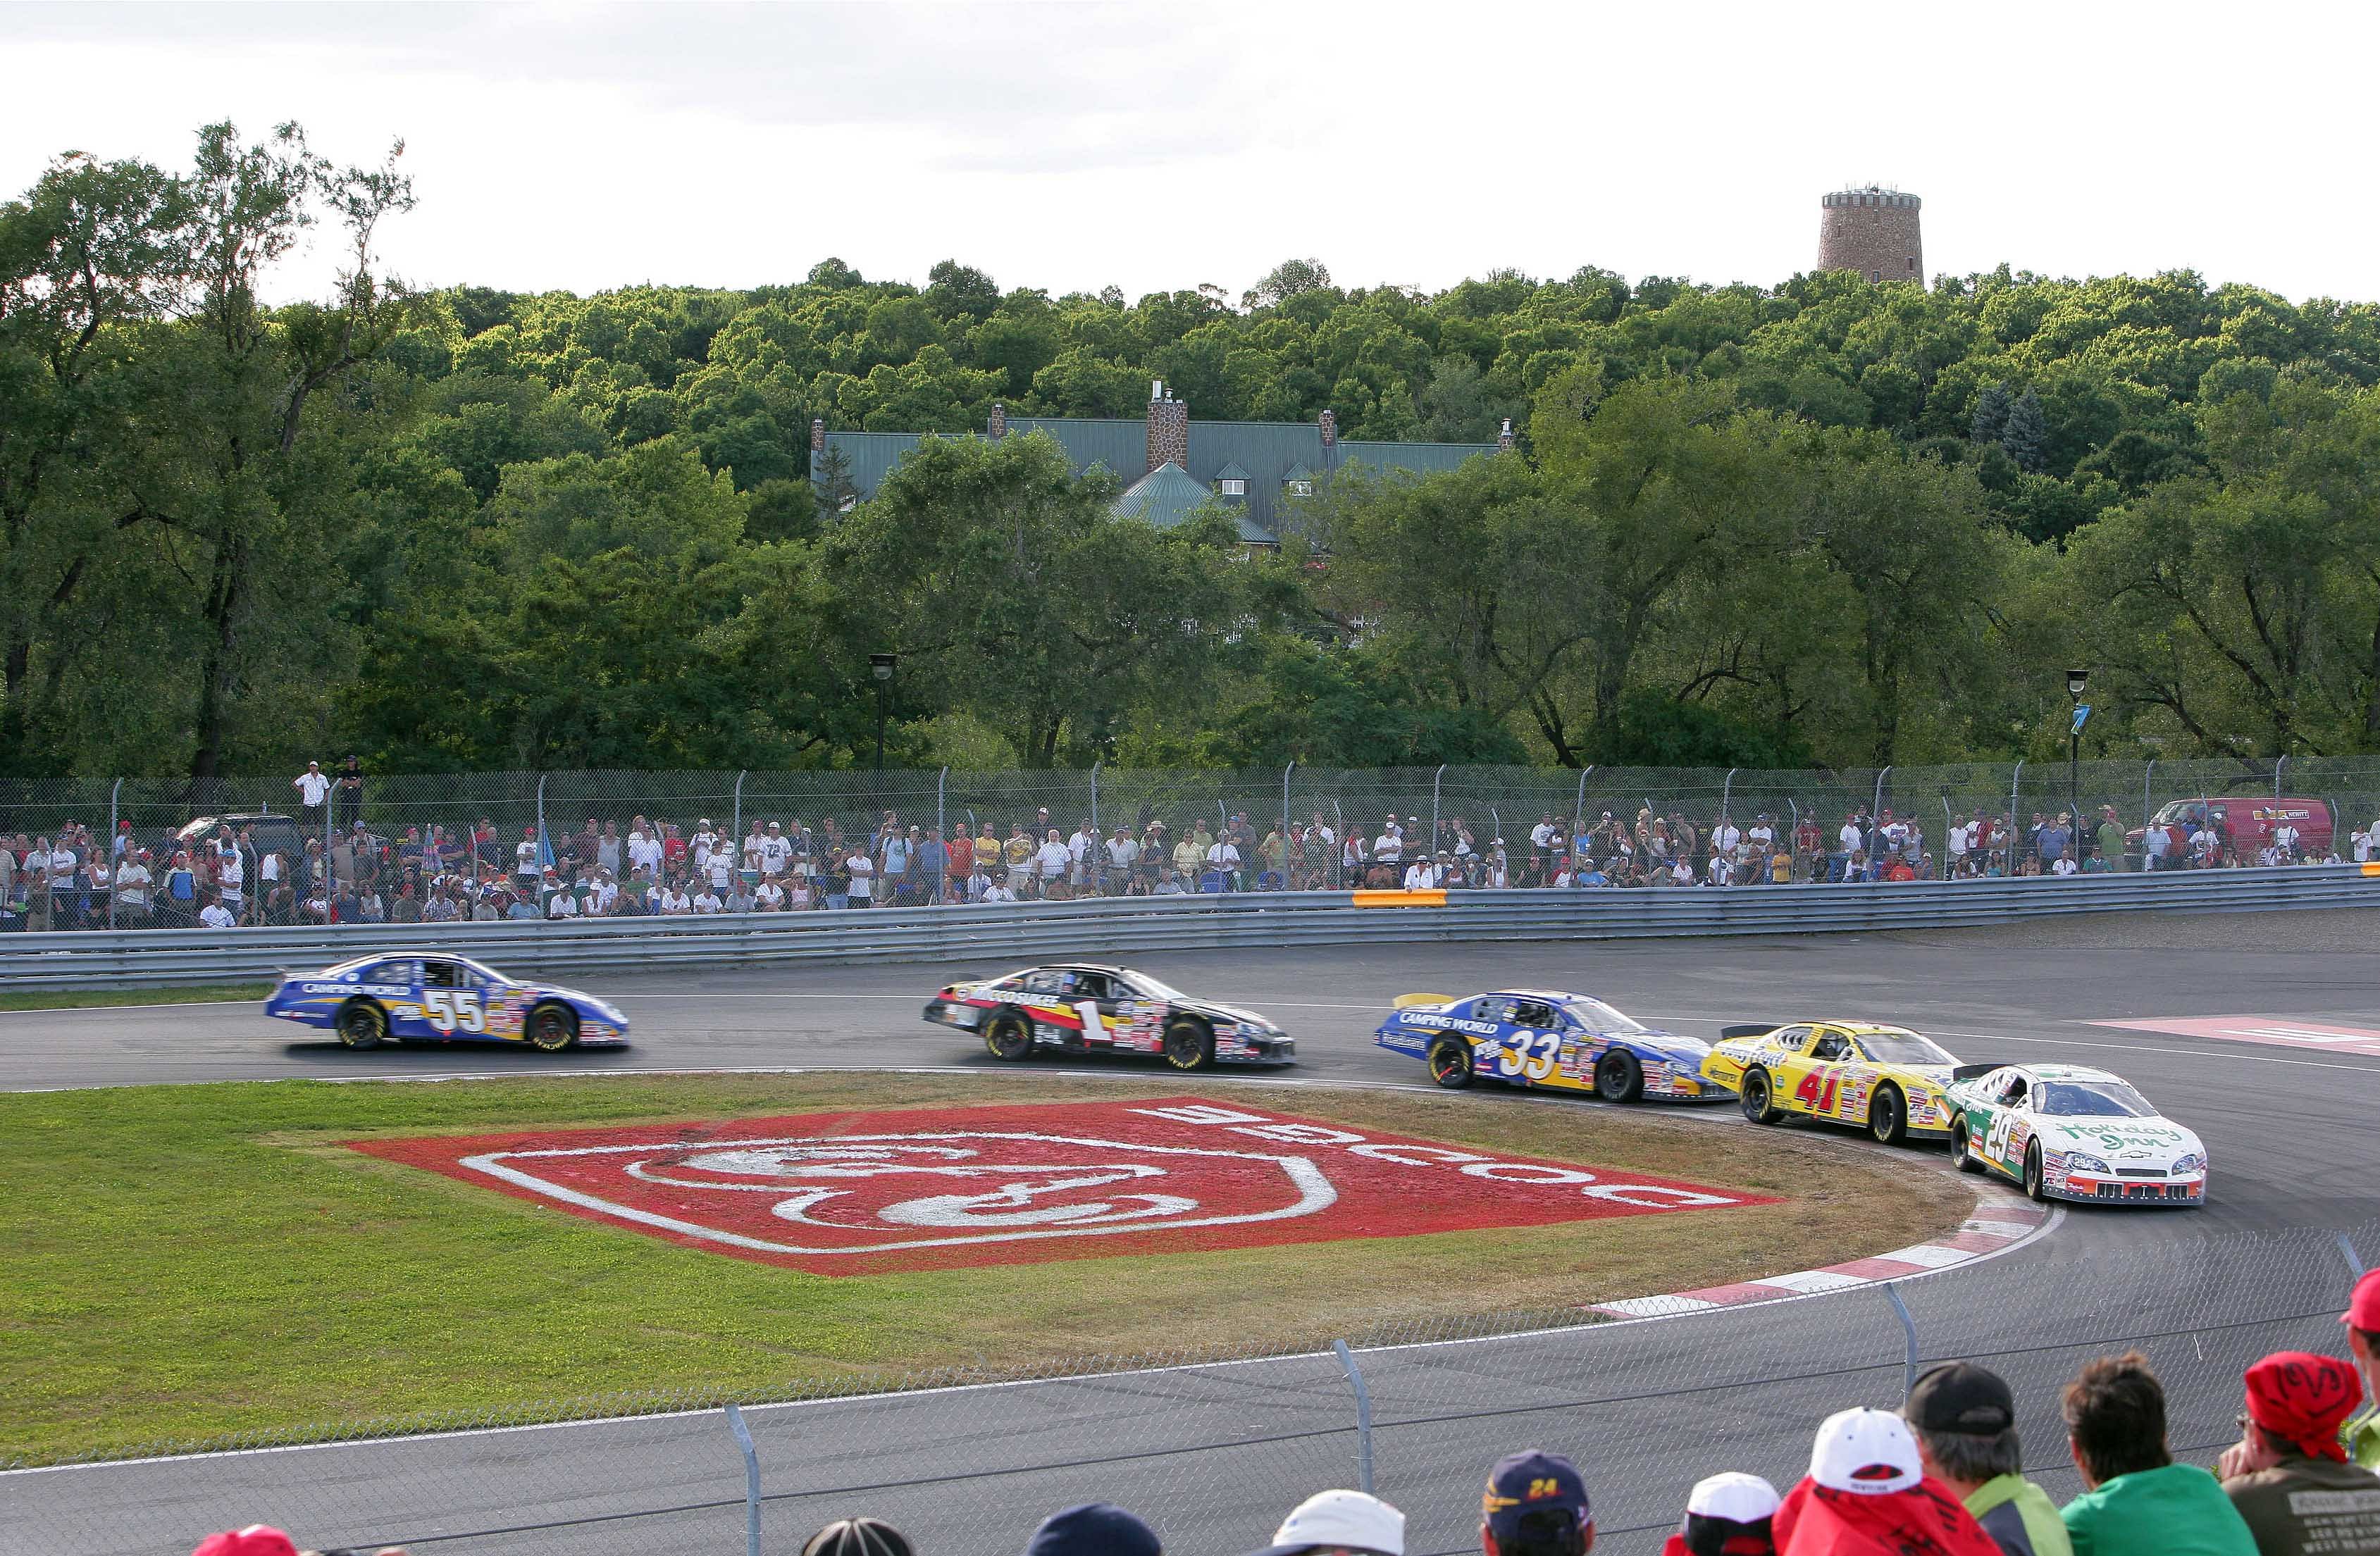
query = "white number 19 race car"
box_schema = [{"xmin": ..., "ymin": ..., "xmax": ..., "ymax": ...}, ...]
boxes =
[{"xmin": 1945, "ymin": 1062, "xmax": 2207, "ymax": 1206}]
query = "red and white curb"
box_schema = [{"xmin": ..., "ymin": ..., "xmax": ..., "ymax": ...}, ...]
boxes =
[{"xmin": 1589, "ymin": 1193, "xmax": 2055, "ymax": 1318}]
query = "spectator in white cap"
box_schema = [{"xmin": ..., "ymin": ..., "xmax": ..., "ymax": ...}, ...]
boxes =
[
  {"xmin": 1246, "ymin": 1489, "xmax": 1404, "ymax": 1556},
  {"xmin": 1773, "ymin": 1407, "xmax": 1999, "ymax": 1556},
  {"xmin": 1661, "ymin": 1473, "xmax": 1778, "ymax": 1556}
]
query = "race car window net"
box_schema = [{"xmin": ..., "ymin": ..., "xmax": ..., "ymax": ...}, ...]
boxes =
[
  {"xmin": 1849, "ymin": 1031, "xmax": 1957, "ymax": 1066},
  {"xmin": 1562, "ymin": 998, "xmax": 1648, "ymax": 1033},
  {"xmin": 2037, "ymin": 1081, "xmax": 2156, "ymax": 1117}
]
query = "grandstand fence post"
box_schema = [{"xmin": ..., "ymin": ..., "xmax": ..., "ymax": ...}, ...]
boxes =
[
  {"xmin": 1090, "ymin": 759, "xmax": 1100, "ymax": 838},
  {"xmin": 1572, "ymin": 765, "xmax": 1592, "ymax": 861},
  {"xmin": 108, "ymin": 777, "xmax": 121, "ymax": 927},
  {"xmin": 2009, "ymin": 761, "xmax": 2023, "ymax": 872},
  {"xmin": 2343, "ymin": 1233, "xmax": 2367, "ymax": 1279},
  {"xmin": 723, "ymin": 1402, "xmax": 762, "ymax": 1556},
  {"xmin": 1282, "ymin": 761, "xmax": 1294, "ymax": 890},
  {"xmin": 1332, "ymin": 800, "xmax": 1344, "ymax": 889},
  {"xmin": 731, "ymin": 771, "xmax": 745, "ymax": 856},
  {"xmin": 936, "ymin": 766, "xmax": 948, "ymax": 854},
  {"xmin": 2276, "ymin": 755, "xmax": 2287, "ymax": 799},
  {"xmin": 1722, "ymin": 767, "xmax": 1736, "ymax": 823},
  {"xmin": 1431, "ymin": 764, "xmax": 1445, "ymax": 861},
  {"xmin": 1873, "ymin": 766, "xmax": 1891, "ymax": 829},
  {"xmin": 1883, "ymin": 1281, "xmax": 1919, "ymax": 1402},
  {"xmin": 1332, "ymin": 1338, "xmax": 1375, "ymax": 1495},
  {"xmin": 1942, "ymin": 797, "xmax": 1953, "ymax": 880},
  {"xmin": 2143, "ymin": 759, "xmax": 2155, "ymax": 835},
  {"xmin": 1788, "ymin": 799, "xmax": 1800, "ymax": 874}
]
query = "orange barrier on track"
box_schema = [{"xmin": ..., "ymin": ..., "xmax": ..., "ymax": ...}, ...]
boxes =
[{"xmin": 1351, "ymin": 890, "xmax": 1447, "ymax": 907}]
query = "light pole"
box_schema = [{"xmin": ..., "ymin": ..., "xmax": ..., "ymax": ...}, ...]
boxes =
[
  {"xmin": 869, "ymin": 652, "xmax": 898, "ymax": 773},
  {"xmin": 2066, "ymin": 667, "xmax": 2090, "ymax": 855}
]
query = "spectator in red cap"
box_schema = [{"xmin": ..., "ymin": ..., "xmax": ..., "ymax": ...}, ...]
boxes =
[
  {"xmin": 1661, "ymin": 1471, "xmax": 1778, "ymax": 1556},
  {"xmin": 1481, "ymin": 1450, "xmax": 1592, "ymax": 1556},
  {"xmin": 2217, "ymin": 1351, "xmax": 2380, "ymax": 1556},
  {"xmin": 191, "ymin": 1528, "xmax": 297, "ymax": 1556},
  {"xmin": 1773, "ymin": 1407, "xmax": 1998, "ymax": 1556},
  {"xmin": 2059, "ymin": 1352, "xmax": 2255, "ymax": 1556},
  {"xmin": 2344, "ymin": 1269, "xmax": 2380, "ymax": 1469}
]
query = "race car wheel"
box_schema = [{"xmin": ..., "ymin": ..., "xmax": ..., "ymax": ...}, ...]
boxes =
[
  {"xmin": 528, "ymin": 1003, "xmax": 578, "ymax": 1052},
  {"xmin": 1162, "ymin": 1016, "xmax": 1215, "ymax": 1071},
  {"xmin": 2023, "ymin": 1142, "xmax": 2047, "ymax": 1202},
  {"xmin": 1951, "ymin": 1121, "xmax": 1981, "ymax": 1174},
  {"xmin": 1428, "ymin": 1038, "xmax": 1476, "ymax": 1089},
  {"xmin": 1868, "ymin": 1085, "xmax": 1907, "ymax": 1146},
  {"xmin": 1740, "ymin": 1068, "xmax": 1780, "ymax": 1125},
  {"xmin": 984, "ymin": 1009, "xmax": 1035, "ymax": 1062},
  {"xmin": 336, "ymin": 1000, "xmax": 385, "ymax": 1051},
  {"xmin": 1594, "ymin": 1050, "xmax": 1644, "ymax": 1104}
]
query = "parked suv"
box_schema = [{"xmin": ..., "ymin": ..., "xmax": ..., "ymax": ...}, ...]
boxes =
[{"xmin": 2127, "ymin": 797, "xmax": 2334, "ymax": 864}]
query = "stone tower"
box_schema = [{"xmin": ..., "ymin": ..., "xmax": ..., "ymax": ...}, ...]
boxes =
[{"xmin": 1818, "ymin": 185, "xmax": 1923, "ymax": 286}]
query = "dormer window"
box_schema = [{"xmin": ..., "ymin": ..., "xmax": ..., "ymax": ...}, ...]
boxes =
[
  {"xmin": 1286, "ymin": 479, "xmax": 1313, "ymax": 497},
  {"xmin": 1218, "ymin": 478, "xmax": 1246, "ymax": 497}
]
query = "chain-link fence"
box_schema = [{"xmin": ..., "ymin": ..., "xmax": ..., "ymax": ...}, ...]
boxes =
[
  {"xmin": 8, "ymin": 1224, "xmax": 2369, "ymax": 1556},
  {"xmin": 2, "ymin": 759, "xmax": 2378, "ymax": 931}
]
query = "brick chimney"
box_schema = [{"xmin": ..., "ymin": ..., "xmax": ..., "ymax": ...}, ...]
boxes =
[
  {"xmin": 1145, "ymin": 381, "xmax": 1189, "ymax": 473},
  {"xmin": 1318, "ymin": 407, "xmax": 1337, "ymax": 449},
  {"xmin": 988, "ymin": 402, "xmax": 1006, "ymax": 440},
  {"xmin": 810, "ymin": 418, "xmax": 825, "ymax": 459},
  {"xmin": 1497, "ymin": 417, "xmax": 1516, "ymax": 454}
]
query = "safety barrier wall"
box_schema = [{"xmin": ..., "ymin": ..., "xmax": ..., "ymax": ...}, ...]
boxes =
[{"xmin": 2, "ymin": 864, "xmax": 2374, "ymax": 988}]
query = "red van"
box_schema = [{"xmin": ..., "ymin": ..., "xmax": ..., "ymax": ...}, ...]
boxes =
[{"xmin": 2128, "ymin": 797, "xmax": 2334, "ymax": 864}]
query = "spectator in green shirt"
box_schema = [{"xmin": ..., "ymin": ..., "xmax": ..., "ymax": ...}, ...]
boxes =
[
  {"xmin": 2345, "ymin": 1270, "xmax": 2380, "ymax": 1469},
  {"xmin": 1904, "ymin": 1362, "xmax": 2072, "ymax": 1556},
  {"xmin": 2059, "ymin": 1352, "xmax": 2258, "ymax": 1556}
]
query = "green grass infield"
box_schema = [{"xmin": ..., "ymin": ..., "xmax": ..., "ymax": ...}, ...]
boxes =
[
  {"xmin": 0, "ymin": 983, "xmax": 270, "ymax": 1012},
  {"xmin": 1, "ymin": 1071, "xmax": 1973, "ymax": 1465}
]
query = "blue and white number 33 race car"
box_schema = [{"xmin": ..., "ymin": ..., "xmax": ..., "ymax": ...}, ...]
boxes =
[{"xmin": 266, "ymin": 954, "xmax": 630, "ymax": 1052}]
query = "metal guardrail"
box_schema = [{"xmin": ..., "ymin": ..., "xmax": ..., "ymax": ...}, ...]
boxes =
[{"xmin": 2, "ymin": 866, "xmax": 2374, "ymax": 989}]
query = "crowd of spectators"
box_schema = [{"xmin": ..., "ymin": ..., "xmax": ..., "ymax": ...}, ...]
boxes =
[
  {"xmin": 190, "ymin": 1269, "xmax": 2380, "ymax": 1556},
  {"xmin": 9, "ymin": 778, "xmax": 2380, "ymax": 930}
]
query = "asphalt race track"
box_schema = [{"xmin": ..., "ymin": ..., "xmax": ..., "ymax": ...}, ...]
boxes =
[{"xmin": 5, "ymin": 909, "xmax": 2378, "ymax": 1556}]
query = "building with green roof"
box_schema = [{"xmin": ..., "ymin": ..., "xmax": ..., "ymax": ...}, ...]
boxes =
[{"xmin": 810, "ymin": 385, "xmax": 1509, "ymax": 546}]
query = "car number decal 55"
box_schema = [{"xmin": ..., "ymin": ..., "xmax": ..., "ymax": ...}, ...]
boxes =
[{"xmin": 423, "ymin": 990, "xmax": 486, "ymax": 1034}]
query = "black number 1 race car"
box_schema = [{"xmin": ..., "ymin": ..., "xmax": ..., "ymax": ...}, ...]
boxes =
[{"xmin": 923, "ymin": 963, "xmax": 1295, "ymax": 1071}]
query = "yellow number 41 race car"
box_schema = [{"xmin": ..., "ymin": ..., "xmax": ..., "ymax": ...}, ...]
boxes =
[{"xmin": 1699, "ymin": 1021, "xmax": 1965, "ymax": 1145}]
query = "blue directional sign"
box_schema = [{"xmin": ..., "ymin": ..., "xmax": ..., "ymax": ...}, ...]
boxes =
[{"xmin": 2072, "ymin": 704, "xmax": 2093, "ymax": 735}]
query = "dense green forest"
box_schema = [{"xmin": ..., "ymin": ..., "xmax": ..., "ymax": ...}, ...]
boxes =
[{"xmin": 4, "ymin": 123, "xmax": 2378, "ymax": 779}]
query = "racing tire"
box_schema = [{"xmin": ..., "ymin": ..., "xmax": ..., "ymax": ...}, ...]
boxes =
[
  {"xmin": 1427, "ymin": 1038, "xmax": 1476, "ymax": 1089},
  {"xmin": 1951, "ymin": 1121, "xmax": 1981, "ymax": 1174},
  {"xmin": 1868, "ymin": 1084, "xmax": 1907, "ymax": 1146},
  {"xmin": 336, "ymin": 1000, "xmax": 386, "ymax": 1051},
  {"xmin": 527, "ymin": 1002, "xmax": 578, "ymax": 1053},
  {"xmin": 1740, "ymin": 1068, "xmax": 1781, "ymax": 1125},
  {"xmin": 983, "ymin": 1009, "xmax": 1035, "ymax": 1062},
  {"xmin": 2023, "ymin": 1142, "xmax": 2047, "ymax": 1202},
  {"xmin": 1594, "ymin": 1050, "xmax": 1644, "ymax": 1104},
  {"xmin": 1162, "ymin": 1016, "xmax": 1215, "ymax": 1071}
]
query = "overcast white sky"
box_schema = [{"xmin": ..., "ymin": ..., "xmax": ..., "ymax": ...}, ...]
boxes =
[{"xmin": 6, "ymin": 0, "xmax": 2376, "ymax": 307}]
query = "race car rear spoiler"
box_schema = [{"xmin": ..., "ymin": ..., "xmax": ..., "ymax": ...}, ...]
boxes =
[
  {"xmin": 1950, "ymin": 1063, "xmax": 2005, "ymax": 1082},
  {"xmin": 1718, "ymin": 1023, "xmax": 1780, "ymax": 1040}
]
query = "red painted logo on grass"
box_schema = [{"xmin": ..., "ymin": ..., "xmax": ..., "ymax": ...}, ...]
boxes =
[{"xmin": 351, "ymin": 1097, "xmax": 1773, "ymax": 1274}]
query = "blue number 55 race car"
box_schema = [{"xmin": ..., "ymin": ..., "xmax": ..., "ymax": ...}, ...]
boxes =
[
  {"xmin": 265, "ymin": 954, "xmax": 630, "ymax": 1052},
  {"xmin": 1373, "ymin": 989, "xmax": 1718, "ymax": 1102}
]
